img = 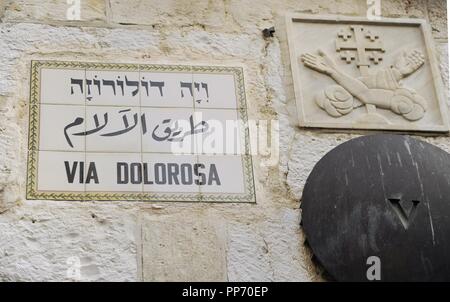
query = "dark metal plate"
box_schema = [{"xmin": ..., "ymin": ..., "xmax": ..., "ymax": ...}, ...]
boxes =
[{"xmin": 302, "ymin": 134, "xmax": 450, "ymax": 281}]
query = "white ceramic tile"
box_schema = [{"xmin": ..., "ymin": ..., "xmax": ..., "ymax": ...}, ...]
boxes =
[
  {"xmin": 193, "ymin": 109, "xmax": 245, "ymax": 155},
  {"xmin": 142, "ymin": 153, "xmax": 200, "ymax": 194},
  {"xmin": 197, "ymin": 155, "xmax": 245, "ymax": 194},
  {"xmin": 193, "ymin": 73, "xmax": 238, "ymax": 109},
  {"xmin": 140, "ymin": 72, "xmax": 194, "ymax": 108},
  {"xmin": 40, "ymin": 68, "xmax": 85, "ymax": 105},
  {"xmin": 38, "ymin": 104, "xmax": 86, "ymax": 152},
  {"xmin": 85, "ymin": 152, "xmax": 143, "ymax": 193},
  {"xmin": 85, "ymin": 106, "xmax": 141, "ymax": 152},
  {"xmin": 36, "ymin": 151, "xmax": 85, "ymax": 192},
  {"xmin": 141, "ymin": 107, "xmax": 196, "ymax": 154},
  {"xmin": 85, "ymin": 70, "xmax": 140, "ymax": 107}
]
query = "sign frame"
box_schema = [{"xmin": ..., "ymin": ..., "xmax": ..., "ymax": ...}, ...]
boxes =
[{"xmin": 26, "ymin": 60, "xmax": 256, "ymax": 203}]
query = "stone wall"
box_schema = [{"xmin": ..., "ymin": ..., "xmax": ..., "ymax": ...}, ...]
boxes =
[{"xmin": 0, "ymin": 0, "xmax": 447, "ymax": 281}]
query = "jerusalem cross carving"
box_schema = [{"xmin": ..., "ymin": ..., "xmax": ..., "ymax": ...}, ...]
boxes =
[{"xmin": 286, "ymin": 14, "xmax": 449, "ymax": 133}]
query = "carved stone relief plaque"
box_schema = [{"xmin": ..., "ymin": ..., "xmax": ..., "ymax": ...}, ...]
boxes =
[{"xmin": 286, "ymin": 14, "xmax": 449, "ymax": 132}]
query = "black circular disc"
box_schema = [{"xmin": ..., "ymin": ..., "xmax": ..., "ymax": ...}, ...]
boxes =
[{"xmin": 302, "ymin": 134, "xmax": 450, "ymax": 281}]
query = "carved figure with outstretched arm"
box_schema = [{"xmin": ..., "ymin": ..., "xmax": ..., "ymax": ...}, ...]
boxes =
[{"xmin": 300, "ymin": 49, "xmax": 427, "ymax": 121}]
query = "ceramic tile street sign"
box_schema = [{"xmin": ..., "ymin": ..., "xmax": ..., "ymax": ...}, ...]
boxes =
[
  {"xmin": 27, "ymin": 61, "xmax": 255, "ymax": 202},
  {"xmin": 286, "ymin": 14, "xmax": 449, "ymax": 132}
]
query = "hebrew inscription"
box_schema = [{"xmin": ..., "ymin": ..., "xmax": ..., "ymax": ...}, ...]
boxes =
[{"xmin": 286, "ymin": 14, "xmax": 449, "ymax": 132}]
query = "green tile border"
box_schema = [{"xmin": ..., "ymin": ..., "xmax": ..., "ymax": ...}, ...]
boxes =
[{"xmin": 26, "ymin": 60, "xmax": 256, "ymax": 203}]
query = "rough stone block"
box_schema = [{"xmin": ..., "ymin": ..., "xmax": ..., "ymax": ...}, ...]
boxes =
[
  {"xmin": 141, "ymin": 211, "xmax": 228, "ymax": 281},
  {"xmin": 436, "ymin": 42, "xmax": 449, "ymax": 105},
  {"xmin": 227, "ymin": 209, "xmax": 317, "ymax": 281},
  {"xmin": 3, "ymin": 0, "xmax": 107, "ymax": 23},
  {"xmin": 0, "ymin": 202, "xmax": 138, "ymax": 281},
  {"xmin": 381, "ymin": 0, "xmax": 426, "ymax": 18},
  {"xmin": 109, "ymin": 0, "xmax": 228, "ymax": 31},
  {"xmin": 427, "ymin": 0, "xmax": 448, "ymax": 39}
]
